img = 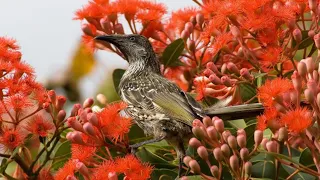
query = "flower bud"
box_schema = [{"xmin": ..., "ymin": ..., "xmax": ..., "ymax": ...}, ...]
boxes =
[
  {"xmin": 222, "ymin": 130, "xmax": 231, "ymax": 142},
  {"xmin": 83, "ymin": 122, "xmax": 96, "ymax": 136},
  {"xmin": 221, "ymin": 76, "xmax": 232, "ymax": 87},
  {"xmin": 293, "ymin": 29, "xmax": 302, "ymax": 43},
  {"xmin": 87, "ymin": 113, "xmax": 99, "ymax": 127},
  {"xmin": 79, "ymin": 110, "xmax": 88, "ymax": 124},
  {"xmin": 66, "ymin": 175, "xmax": 77, "ymax": 180},
  {"xmin": 206, "ymin": 62, "xmax": 220, "ymax": 75},
  {"xmin": 305, "ymin": 89, "xmax": 315, "ymax": 103},
  {"xmin": 237, "ymin": 134, "xmax": 247, "ymax": 148},
  {"xmin": 213, "ymin": 118, "xmax": 224, "ymax": 133},
  {"xmin": 81, "ymin": 24, "xmax": 95, "ymax": 36},
  {"xmin": 230, "ymin": 25, "xmax": 241, "ymax": 38},
  {"xmin": 227, "ymin": 62, "xmax": 240, "ymax": 74},
  {"xmin": 185, "ymin": 22, "xmax": 194, "ymax": 33},
  {"xmin": 240, "ymin": 148, "xmax": 249, "ymax": 161},
  {"xmin": 228, "ymin": 136, "xmax": 237, "ymax": 150},
  {"xmin": 266, "ymin": 141, "xmax": 278, "ymax": 152},
  {"xmin": 237, "ymin": 129, "xmax": 246, "ymax": 136},
  {"xmin": 67, "ymin": 117, "xmax": 84, "ymax": 132},
  {"xmin": 100, "ymin": 18, "xmax": 112, "ymax": 34},
  {"xmin": 244, "ymin": 162, "xmax": 252, "ymax": 176},
  {"xmin": 83, "ymin": 98, "xmax": 94, "ymax": 108},
  {"xmin": 298, "ymin": 61, "xmax": 307, "ymax": 77},
  {"xmin": 207, "ymin": 126, "xmax": 218, "ymax": 141},
  {"xmin": 305, "ymin": 57, "xmax": 315, "ymax": 73},
  {"xmin": 96, "ymin": 93, "xmax": 107, "ymax": 104},
  {"xmin": 254, "ymin": 130, "xmax": 263, "ymax": 146},
  {"xmin": 187, "ymin": 40, "xmax": 195, "ymax": 52},
  {"xmin": 261, "ymin": 138, "xmax": 268, "ymax": 150},
  {"xmin": 56, "ymin": 96, "xmax": 67, "ymax": 111},
  {"xmin": 213, "ymin": 148, "xmax": 224, "ymax": 161},
  {"xmin": 308, "ymin": 30, "xmax": 315, "ymax": 38},
  {"xmin": 42, "ymin": 102, "xmax": 51, "ymax": 113},
  {"xmin": 221, "ymin": 144, "xmax": 230, "ymax": 158},
  {"xmin": 229, "ymin": 155, "xmax": 239, "ymax": 172},
  {"xmin": 57, "ymin": 110, "xmax": 66, "ymax": 124},
  {"xmin": 180, "ymin": 30, "xmax": 190, "ymax": 41},
  {"xmin": 314, "ymin": 33, "xmax": 320, "ymax": 49},
  {"xmin": 190, "ymin": 16, "xmax": 196, "ymax": 26},
  {"xmin": 221, "ymin": 63, "xmax": 228, "ymax": 74},
  {"xmin": 108, "ymin": 172, "xmax": 118, "ymax": 180},
  {"xmin": 210, "ymin": 165, "xmax": 219, "ymax": 178},
  {"xmin": 278, "ymin": 127, "xmax": 288, "ymax": 142},
  {"xmin": 209, "ymin": 74, "xmax": 222, "ymax": 84},
  {"xmin": 48, "ymin": 90, "xmax": 56, "ymax": 104},
  {"xmin": 240, "ymin": 68, "xmax": 252, "ymax": 80},
  {"xmin": 196, "ymin": 13, "xmax": 204, "ymax": 27},
  {"xmin": 189, "ymin": 160, "xmax": 201, "ymax": 174},
  {"xmin": 67, "ymin": 132, "xmax": 85, "ymax": 145},
  {"xmin": 292, "ymin": 71, "xmax": 302, "ymax": 91},
  {"xmin": 189, "ymin": 137, "xmax": 202, "ymax": 148},
  {"xmin": 76, "ymin": 161, "xmax": 90, "ymax": 178},
  {"xmin": 202, "ymin": 116, "xmax": 212, "ymax": 127},
  {"xmin": 197, "ymin": 146, "xmax": 208, "ymax": 161},
  {"xmin": 204, "ymin": 69, "xmax": 214, "ymax": 77},
  {"xmin": 180, "ymin": 176, "xmax": 189, "ymax": 180},
  {"xmin": 92, "ymin": 105, "xmax": 102, "ymax": 112},
  {"xmin": 183, "ymin": 156, "xmax": 192, "ymax": 166},
  {"xmin": 309, "ymin": 0, "xmax": 318, "ymax": 12},
  {"xmin": 71, "ymin": 104, "xmax": 82, "ymax": 117},
  {"xmin": 114, "ymin": 23, "xmax": 124, "ymax": 34},
  {"xmin": 192, "ymin": 126, "xmax": 205, "ymax": 139}
]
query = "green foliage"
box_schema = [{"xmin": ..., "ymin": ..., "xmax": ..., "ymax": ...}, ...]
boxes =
[{"xmin": 161, "ymin": 39, "xmax": 185, "ymax": 67}]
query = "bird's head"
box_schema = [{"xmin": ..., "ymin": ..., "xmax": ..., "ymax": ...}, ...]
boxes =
[{"xmin": 95, "ymin": 34, "xmax": 155, "ymax": 63}]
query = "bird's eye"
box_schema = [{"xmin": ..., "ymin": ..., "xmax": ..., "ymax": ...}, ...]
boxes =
[{"xmin": 129, "ymin": 37, "xmax": 135, "ymax": 41}]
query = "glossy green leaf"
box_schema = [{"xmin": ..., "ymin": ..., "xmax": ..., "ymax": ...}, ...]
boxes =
[
  {"xmin": 52, "ymin": 141, "xmax": 71, "ymax": 170},
  {"xmin": 251, "ymin": 152, "xmax": 275, "ymax": 179},
  {"xmin": 136, "ymin": 147, "xmax": 177, "ymax": 169},
  {"xmin": 161, "ymin": 39, "xmax": 185, "ymax": 67},
  {"xmin": 112, "ymin": 69, "xmax": 125, "ymax": 92},
  {"xmin": 281, "ymin": 164, "xmax": 316, "ymax": 180},
  {"xmin": 239, "ymin": 83, "xmax": 257, "ymax": 102},
  {"xmin": 244, "ymin": 123, "xmax": 256, "ymax": 149},
  {"xmin": 226, "ymin": 119, "xmax": 247, "ymax": 129},
  {"xmin": 299, "ymin": 148, "xmax": 317, "ymax": 171},
  {"xmin": 151, "ymin": 169, "xmax": 178, "ymax": 180}
]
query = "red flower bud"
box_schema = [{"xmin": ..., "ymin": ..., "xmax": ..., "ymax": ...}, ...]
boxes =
[
  {"xmin": 237, "ymin": 134, "xmax": 247, "ymax": 148},
  {"xmin": 83, "ymin": 122, "xmax": 96, "ymax": 136},
  {"xmin": 190, "ymin": 16, "xmax": 196, "ymax": 26},
  {"xmin": 187, "ymin": 40, "xmax": 195, "ymax": 52},
  {"xmin": 314, "ymin": 33, "xmax": 320, "ymax": 49},
  {"xmin": 67, "ymin": 117, "xmax": 84, "ymax": 132},
  {"xmin": 96, "ymin": 93, "xmax": 108, "ymax": 105},
  {"xmin": 47, "ymin": 90, "xmax": 56, "ymax": 105},
  {"xmin": 254, "ymin": 130, "xmax": 263, "ymax": 146},
  {"xmin": 189, "ymin": 137, "xmax": 202, "ymax": 148},
  {"xmin": 304, "ymin": 89, "xmax": 315, "ymax": 103},
  {"xmin": 227, "ymin": 62, "xmax": 239, "ymax": 74},
  {"xmin": 100, "ymin": 17, "xmax": 112, "ymax": 34},
  {"xmin": 292, "ymin": 71, "xmax": 302, "ymax": 91},
  {"xmin": 213, "ymin": 148, "xmax": 224, "ymax": 161},
  {"xmin": 180, "ymin": 30, "xmax": 190, "ymax": 41},
  {"xmin": 261, "ymin": 138, "xmax": 269, "ymax": 150},
  {"xmin": 184, "ymin": 22, "xmax": 194, "ymax": 33},
  {"xmin": 83, "ymin": 98, "xmax": 94, "ymax": 108},
  {"xmin": 203, "ymin": 116, "xmax": 213, "ymax": 127},
  {"xmin": 76, "ymin": 161, "xmax": 90, "ymax": 178},
  {"xmin": 197, "ymin": 146, "xmax": 208, "ymax": 161},
  {"xmin": 189, "ymin": 160, "xmax": 201, "ymax": 174},
  {"xmin": 71, "ymin": 104, "xmax": 82, "ymax": 117},
  {"xmin": 244, "ymin": 162, "xmax": 252, "ymax": 176},
  {"xmin": 305, "ymin": 57, "xmax": 315, "ymax": 73},
  {"xmin": 221, "ymin": 76, "xmax": 232, "ymax": 87},
  {"xmin": 222, "ymin": 130, "xmax": 231, "ymax": 142},
  {"xmin": 297, "ymin": 61, "xmax": 307, "ymax": 77},
  {"xmin": 183, "ymin": 156, "xmax": 192, "ymax": 166},
  {"xmin": 196, "ymin": 13, "xmax": 204, "ymax": 28},
  {"xmin": 308, "ymin": 30, "xmax": 315, "ymax": 38},
  {"xmin": 240, "ymin": 148, "xmax": 249, "ymax": 161},
  {"xmin": 210, "ymin": 165, "xmax": 219, "ymax": 178},
  {"xmin": 207, "ymin": 126, "xmax": 218, "ymax": 141},
  {"xmin": 87, "ymin": 113, "xmax": 99, "ymax": 127},
  {"xmin": 229, "ymin": 155, "xmax": 239, "ymax": 172},
  {"xmin": 278, "ymin": 127, "xmax": 288, "ymax": 142},
  {"xmin": 56, "ymin": 96, "xmax": 67, "ymax": 111},
  {"xmin": 81, "ymin": 23, "xmax": 95, "ymax": 36},
  {"xmin": 209, "ymin": 74, "xmax": 222, "ymax": 84},
  {"xmin": 114, "ymin": 23, "xmax": 124, "ymax": 34},
  {"xmin": 221, "ymin": 144, "xmax": 230, "ymax": 158},
  {"xmin": 213, "ymin": 118, "xmax": 224, "ymax": 133},
  {"xmin": 227, "ymin": 135, "xmax": 237, "ymax": 149},
  {"xmin": 293, "ymin": 29, "xmax": 302, "ymax": 42},
  {"xmin": 57, "ymin": 110, "xmax": 66, "ymax": 124},
  {"xmin": 266, "ymin": 141, "xmax": 278, "ymax": 152}
]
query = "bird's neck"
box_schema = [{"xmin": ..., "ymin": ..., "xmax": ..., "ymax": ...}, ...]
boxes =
[{"xmin": 127, "ymin": 55, "xmax": 161, "ymax": 75}]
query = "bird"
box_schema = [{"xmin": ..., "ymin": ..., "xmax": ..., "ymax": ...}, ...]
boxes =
[{"xmin": 94, "ymin": 34, "xmax": 265, "ymax": 177}]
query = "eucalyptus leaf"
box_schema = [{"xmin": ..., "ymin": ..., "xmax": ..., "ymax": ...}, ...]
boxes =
[
  {"xmin": 244, "ymin": 123, "xmax": 256, "ymax": 149},
  {"xmin": 251, "ymin": 152, "xmax": 275, "ymax": 179},
  {"xmin": 151, "ymin": 169, "xmax": 178, "ymax": 180},
  {"xmin": 136, "ymin": 147, "xmax": 177, "ymax": 169},
  {"xmin": 299, "ymin": 148, "xmax": 317, "ymax": 171},
  {"xmin": 52, "ymin": 141, "xmax": 71, "ymax": 170},
  {"xmin": 161, "ymin": 39, "xmax": 185, "ymax": 67},
  {"xmin": 239, "ymin": 84, "xmax": 257, "ymax": 102}
]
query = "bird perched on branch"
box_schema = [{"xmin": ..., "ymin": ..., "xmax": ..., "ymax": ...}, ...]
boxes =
[{"xmin": 95, "ymin": 34, "xmax": 264, "ymax": 177}]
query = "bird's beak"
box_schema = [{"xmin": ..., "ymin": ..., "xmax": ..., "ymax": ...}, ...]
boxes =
[{"xmin": 94, "ymin": 35, "xmax": 117, "ymax": 43}]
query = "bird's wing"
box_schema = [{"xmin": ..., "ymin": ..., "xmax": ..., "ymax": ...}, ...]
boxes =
[{"xmin": 120, "ymin": 73, "xmax": 203, "ymax": 126}]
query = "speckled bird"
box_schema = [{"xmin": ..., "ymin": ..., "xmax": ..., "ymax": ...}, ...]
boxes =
[{"xmin": 95, "ymin": 34, "xmax": 264, "ymax": 177}]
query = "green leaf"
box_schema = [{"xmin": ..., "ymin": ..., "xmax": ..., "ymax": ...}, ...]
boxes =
[
  {"xmin": 52, "ymin": 141, "xmax": 71, "ymax": 170},
  {"xmin": 299, "ymin": 148, "xmax": 317, "ymax": 171},
  {"xmin": 161, "ymin": 39, "xmax": 185, "ymax": 67},
  {"xmin": 281, "ymin": 164, "xmax": 316, "ymax": 180},
  {"xmin": 136, "ymin": 147, "xmax": 177, "ymax": 169},
  {"xmin": 251, "ymin": 152, "xmax": 275, "ymax": 179},
  {"xmin": 151, "ymin": 169, "xmax": 178, "ymax": 180},
  {"xmin": 244, "ymin": 123, "xmax": 256, "ymax": 149},
  {"xmin": 239, "ymin": 83, "xmax": 257, "ymax": 102},
  {"xmin": 184, "ymin": 175, "xmax": 204, "ymax": 180},
  {"xmin": 112, "ymin": 69, "xmax": 125, "ymax": 92},
  {"xmin": 226, "ymin": 119, "xmax": 247, "ymax": 129},
  {"xmin": 292, "ymin": 30, "xmax": 314, "ymax": 49}
]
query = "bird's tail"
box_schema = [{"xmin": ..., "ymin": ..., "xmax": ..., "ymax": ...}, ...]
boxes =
[{"xmin": 203, "ymin": 103, "xmax": 265, "ymax": 120}]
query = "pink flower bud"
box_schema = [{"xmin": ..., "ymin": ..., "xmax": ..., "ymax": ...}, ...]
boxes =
[
  {"xmin": 237, "ymin": 134, "xmax": 247, "ymax": 148},
  {"xmin": 227, "ymin": 62, "xmax": 240, "ymax": 74},
  {"xmin": 206, "ymin": 62, "xmax": 220, "ymax": 74},
  {"xmin": 83, "ymin": 122, "xmax": 96, "ymax": 136},
  {"xmin": 240, "ymin": 68, "xmax": 253, "ymax": 80},
  {"xmin": 209, "ymin": 74, "xmax": 222, "ymax": 84},
  {"xmin": 79, "ymin": 110, "xmax": 88, "ymax": 124},
  {"xmin": 293, "ymin": 29, "xmax": 302, "ymax": 42},
  {"xmin": 67, "ymin": 117, "xmax": 84, "ymax": 132},
  {"xmin": 197, "ymin": 146, "xmax": 208, "ymax": 161},
  {"xmin": 230, "ymin": 25, "xmax": 241, "ymax": 38},
  {"xmin": 189, "ymin": 160, "xmax": 201, "ymax": 174},
  {"xmin": 108, "ymin": 172, "xmax": 118, "ymax": 180},
  {"xmin": 71, "ymin": 104, "xmax": 82, "ymax": 117},
  {"xmin": 266, "ymin": 141, "xmax": 278, "ymax": 152},
  {"xmin": 213, "ymin": 118, "xmax": 224, "ymax": 133},
  {"xmin": 190, "ymin": 16, "xmax": 196, "ymax": 26},
  {"xmin": 57, "ymin": 110, "xmax": 66, "ymax": 124},
  {"xmin": 314, "ymin": 33, "xmax": 320, "ymax": 49},
  {"xmin": 309, "ymin": 0, "xmax": 318, "ymax": 12},
  {"xmin": 56, "ymin": 96, "xmax": 67, "ymax": 111},
  {"xmin": 204, "ymin": 69, "xmax": 214, "ymax": 77},
  {"xmin": 192, "ymin": 126, "xmax": 206, "ymax": 139},
  {"xmin": 185, "ymin": 22, "xmax": 194, "ymax": 33},
  {"xmin": 81, "ymin": 24, "xmax": 95, "ymax": 36},
  {"xmin": 196, "ymin": 13, "xmax": 204, "ymax": 27},
  {"xmin": 76, "ymin": 161, "xmax": 90, "ymax": 178},
  {"xmin": 221, "ymin": 144, "xmax": 231, "ymax": 158},
  {"xmin": 221, "ymin": 63, "xmax": 228, "ymax": 74},
  {"xmin": 304, "ymin": 89, "xmax": 315, "ymax": 103},
  {"xmin": 189, "ymin": 137, "xmax": 202, "ymax": 148},
  {"xmin": 237, "ymin": 129, "xmax": 246, "ymax": 136},
  {"xmin": 210, "ymin": 165, "xmax": 219, "ymax": 178},
  {"xmin": 100, "ymin": 17, "xmax": 112, "ymax": 34},
  {"xmin": 298, "ymin": 61, "xmax": 307, "ymax": 77},
  {"xmin": 114, "ymin": 23, "xmax": 124, "ymax": 34},
  {"xmin": 261, "ymin": 138, "xmax": 268, "ymax": 150},
  {"xmin": 207, "ymin": 126, "xmax": 218, "ymax": 141},
  {"xmin": 222, "ymin": 130, "xmax": 231, "ymax": 142},
  {"xmin": 87, "ymin": 113, "xmax": 99, "ymax": 127},
  {"xmin": 305, "ymin": 57, "xmax": 315, "ymax": 73},
  {"xmin": 308, "ymin": 30, "xmax": 315, "ymax": 38},
  {"xmin": 240, "ymin": 148, "xmax": 249, "ymax": 161},
  {"xmin": 180, "ymin": 30, "xmax": 190, "ymax": 41},
  {"xmin": 254, "ymin": 130, "xmax": 263, "ymax": 146},
  {"xmin": 229, "ymin": 155, "xmax": 239, "ymax": 172},
  {"xmin": 47, "ymin": 90, "xmax": 56, "ymax": 105},
  {"xmin": 83, "ymin": 98, "xmax": 94, "ymax": 108},
  {"xmin": 221, "ymin": 76, "xmax": 232, "ymax": 87},
  {"xmin": 292, "ymin": 71, "xmax": 302, "ymax": 91},
  {"xmin": 227, "ymin": 136, "xmax": 237, "ymax": 150},
  {"xmin": 187, "ymin": 39, "xmax": 195, "ymax": 52},
  {"xmin": 96, "ymin": 93, "xmax": 107, "ymax": 105},
  {"xmin": 213, "ymin": 148, "xmax": 224, "ymax": 161},
  {"xmin": 244, "ymin": 162, "xmax": 252, "ymax": 176},
  {"xmin": 278, "ymin": 127, "xmax": 288, "ymax": 142},
  {"xmin": 66, "ymin": 175, "xmax": 77, "ymax": 180},
  {"xmin": 67, "ymin": 132, "xmax": 84, "ymax": 145},
  {"xmin": 203, "ymin": 116, "xmax": 213, "ymax": 127},
  {"xmin": 183, "ymin": 156, "xmax": 192, "ymax": 166}
]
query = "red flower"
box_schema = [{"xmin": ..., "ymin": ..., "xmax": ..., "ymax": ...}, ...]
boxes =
[
  {"xmin": 25, "ymin": 115, "xmax": 54, "ymax": 137},
  {"xmin": 93, "ymin": 161, "xmax": 117, "ymax": 180},
  {"xmin": 258, "ymin": 78, "xmax": 293, "ymax": 107},
  {"xmin": 209, "ymin": 33, "xmax": 233, "ymax": 56},
  {"xmin": 256, "ymin": 107, "xmax": 279, "ymax": 131},
  {"xmin": 55, "ymin": 160, "xmax": 76, "ymax": 180},
  {"xmin": 97, "ymin": 102, "xmax": 132, "ymax": 142},
  {"xmin": 280, "ymin": 107, "xmax": 312, "ymax": 133},
  {"xmin": 0, "ymin": 128, "xmax": 24, "ymax": 149},
  {"xmin": 168, "ymin": 7, "xmax": 199, "ymax": 31},
  {"xmin": 0, "ymin": 37, "xmax": 20, "ymax": 50},
  {"xmin": 74, "ymin": 1, "xmax": 112, "ymax": 20},
  {"xmin": 71, "ymin": 144, "xmax": 96, "ymax": 162}
]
